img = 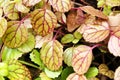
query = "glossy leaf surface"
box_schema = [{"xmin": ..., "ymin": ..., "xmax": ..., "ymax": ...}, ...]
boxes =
[
  {"xmin": 7, "ymin": 60, "xmax": 31, "ymax": 80},
  {"xmin": 72, "ymin": 45, "xmax": 92, "ymax": 74},
  {"xmin": 40, "ymin": 40, "xmax": 63, "ymax": 71},
  {"xmin": 2, "ymin": 21, "xmax": 28, "ymax": 48},
  {"xmin": 49, "ymin": 0, "xmax": 71, "ymax": 12},
  {"xmin": 0, "ymin": 17, "xmax": 7, "ymax": 37},
  {"xmin": 31, "ymin": 9, "xmax": 57, "ymax": 36},
  {"xmin": 67, "ymin": 73, "xmax": 87, "ymax": 80}
]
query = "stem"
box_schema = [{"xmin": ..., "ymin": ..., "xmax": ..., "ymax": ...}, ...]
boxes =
[
  {"xmin": 53, "ymin": 27, "xmax": 62, "ymax": 40},
  {"xmin": 91, "ymin": 44, "xmax": 102, "ymax": 49},
  {"xmin": 19, "ymin": 60, "xmax": 41, "ymax": 70},
  {"xmin": 72, "ymin": 1, "xmax": 83, "ymax": 7}
]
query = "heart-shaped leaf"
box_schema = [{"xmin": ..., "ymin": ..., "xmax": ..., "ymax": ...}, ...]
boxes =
[
  {"xmin": 7, "ymin": 60, "xmax": 31, "ymax": 80},
  {"xmin": 3, "ymin": 1, "xmax": 19, "ymax": 20},
  {"xmin": 40, "ymin": 40, "xmax": 63, "ymax": 71},
  {"xmin": 22, "ymin": 0, "xmax": 41, "ymax": 6},
  {"xmin": 49, "ymin": 0, "xmax": 71, "ymax": 12},
  {"xmin": 83, "ymin": 21, "xmax": 110, "ymax": 43},
  {"xmin": 17, "ymin": 33, "xmax": 35, "ymax": 53},
  {"xmin": 114, "ymin": 66, "xmax": 120, "ymax": 80},
  {"xmin": 31, "ymin": 9, "xmax": 57, "ymax": 36},
  {"xmin": 0, "ymin": 17, "xmax": 7, "ymax": 37},
  {"xmin": 72, "ymin": 45, "xmax": 92, "ymax": 74},
  {"xmin": 2, "ymin": 21, "xmax": 28, "ymax": 48},
  {"xmin": 67, "ymin": 73, "xmax": 87, "ymax": 80},
  {"xmin": 63, "ymin": 47, "xmax": 74, "ymax": 66}
]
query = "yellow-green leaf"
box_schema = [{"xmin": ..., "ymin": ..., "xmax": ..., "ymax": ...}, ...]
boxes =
[
  {"xmin": 7, "ymin": 60, "xmax": 31, "ymax": 80},
  {"xmin": 2, "ymin": 21, "xmax": 28, "ymax": 48},
  {"xmin": 22, "ymin": 0, "xmax": 41, "ymax": 6},
  {"xmin": 0, "ymin": 7, "xmax": 3, "ymax": 17},
  {"xmin": 3, "ymin": 1, "xmax": 19, "ymax": 20},
  {"xmin": 40, "ymin": 40, "xmax": 63, "ymax": 71},
  {"xmin": 0, "ymin": 17, "xmax": 7, "ymax": 37},
  {"xmin": 31, "ymin": 9, "xmax": 57, "ymax": 36},
  {"xmin": 49, "ymin": 0, "xmax": 71, "ymax": 12}
]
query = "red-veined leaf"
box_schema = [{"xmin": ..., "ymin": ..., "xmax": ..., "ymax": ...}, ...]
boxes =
[
  {"xmin": 31, "ymin": 9, "xmax": 57, "ymax": 36},
  {"xmin": 0, "ymin": 17, "xmax": 7, "ymax": 37},
  {"xmin": 49, "ymin": 0, "xmax": 71, "ymax": 12},
  {"xmin": 114, "ymin": 66, "xmax": 120, "ymax": 80},
  {"xmin": 22, "ymin": 0, "xmax": 41, "ymax": 6},
  {"xmin": 2, "ymin": 21, "xmax": 28, "ymax": 48},
  {"xmin": 80, "ymin": 6, "xmax": 108, "ymax": 19},
  {"xmin": 67, "ymin": 73, "xmax": 87, "ymax": 80},
  {"xmin": 3, "ymin": 1, "xmax": 19, "ymax": 20},
  {"xmin": 72, "ymin": 45, "xmax": 92, "ymax": 74},
  {"xmin": 40, "ymin": 40, "xmax": 63, "ymax": 71},
  {"xmin": 83, "ymin": 21, "xmax": 110, "ymax": 43},
  {"xmin": 55, "ymin": 12, "xmax": 66, "ymax": 24}
]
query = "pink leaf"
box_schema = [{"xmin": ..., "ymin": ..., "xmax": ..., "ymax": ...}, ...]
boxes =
[
  {"xmin": 67, "ymin": 73, "xmax": 87, "ymax": 80},
  {"xmin": 83, "ymin": 21, "xmax": 110, "ymax": 43},
  {"xmin": 114, "ymin": 66, "xmax": 120, "ymax": 80},
  {"xmin": 72, "ymin": 45, "xmax": 92, "ymax": 74}
]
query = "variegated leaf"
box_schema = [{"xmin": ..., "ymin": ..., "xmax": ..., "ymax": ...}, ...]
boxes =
[
  {"xmin": 72, "ymin": 45, "xmax": 92, "ymax": 74},
  {"xmin": 31, "ymin": 9, "xmax": 57, "ymax": 36},
  {"xmin": 40, "ymin": 40, "xmax": 63, "ymax": 71},
  {"xmin": 49, "ymin": 0, "xmax": 71, "ymax": 12},
  {"xmin": 2, "ymin": 21, "xmax": 28, "ymax": 48},
  {"xmin": 67, "ymin": 73, "xmax": 87, "ymax": 80},
  {"xmin": 22, "ymin": 0, "xmax": 41, "ymax": 6},
  {"xmin": 0, "ymin": 17, "xmax": 7, "ymax": 37},
  {"xmin": 3, "ymin": 1, "xmax": 19, "ymax": 20},
  {"xmin": 114, "ymin": 66, "xmax": 120, "ymax": 80},
  {"xmin": 83, "ymin": 21, "xmax": 110, "ymax": 43}
]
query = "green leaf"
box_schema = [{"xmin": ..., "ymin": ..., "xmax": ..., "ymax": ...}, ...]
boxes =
[
  {"xmin": 61, "ymin": 67, "xmax": 74, "ymax": 80},
  {"xmin": 103, "ymin": 6, "xmax": 112, "ymax": 15},
  {"xmin": 72, "ymin": 39, "xmax": 79, "ymax": 44},
  {"xmin": 2, "ymin": 21, "xmax": 28, "ymax": 48},
  {"xmin": 3, "ymin": 1, "xmax": 19, "ymax": 20},
  {"xmin": 1, "ymin": 46, "xmax": 23, "ymax": 61},
  {"xmin": 31, "ymin": 9, "xmax": 57, "ymax": 36},
  {"xmin": 40, "ymin": 72, "xmax": 52, "ymax": 80},
  {"xmin": 35, "ymin": 77, "xmax": 41, "ymax": 80},
  {"xmin": 7, "ymin": 60, "xmax": 31, "ymax": 80},
  {"xmin": 73, "ymin": 31, "xmax": 82, "ymax": 39},
  {"xmin": 0, "ymin": 75, "xmax": 5, "ymax": 80},
  {"xmin": 30, "ymin": 49, "xmax": 44, "ymax": 69},
  {"xmin": 61, "ymin": 34, "xmax": 74, "ymax": 44},
  {"xmin": 40, "ymin": 40, "xmax": 63, "ymax": 71},
  {"xmin": 63, "ymin": 47, "xmax": 73, "ymax": 66},
  {"xmin": 17, "ymin": 33, "xmax": 35, "ymax": 53},
  {"xmin": 44, "ymin": 68, "xmax": 62, "ymax": 78},
  {"xmin": 85, "ymin": 67, "xmax": 98, "ymax": 78},
  {"xmin": 0, "ymin": 17, "xmax": 7, "ymax": 38},
  {"xmin": 0, "ymin": 62, "xmax": 8, "ymax": 76}
]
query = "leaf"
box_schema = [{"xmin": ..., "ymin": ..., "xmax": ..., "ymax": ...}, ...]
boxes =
[
  {"xmin": 80, "ymin": 6, "xmax": 108, "ymax": 19},
  {"xmin": 114, "ymin": 66, "xmax": 120, "ymax": 80},
  {"xmin": 73, "ymin": 31, "xmax": 82, "ymax": 39},
  {"xmin": 63, "ymin": 47, "xmax": 73, "ymax": 66},
  {"xmin": 22, "ymin": 0, "xmax": 41, "ymax": 6},
  {"xmin": 2, "ymin": 21, "xmax": 28, "ymax": 48},
  {"xmin": 98, "ymin": 64, "xmax": 109, "ymax": 74},
  {"xmin": 40, "ymin": 40, "xmax": 63, "ymax": 71},
  {"xmin": 72, "ymin": 45, "xmax": 92, "ymax": 74},
  {"xmin": 30, "ymin": 49, "xmax": 44, "ymax": 69},
  {"xmin": 0, "ymin": 62, "xmax": 8, "ymax": 76},
  {"xmin": 55, "ymin": 12, "xmax": 66, "ymax": 24},
  {"xmin": 85, "ymin": 67, "xmax": 98, "ymax": 78},
  {"xmin": 66, "ymin": 73, "xmax": 87, "ymax": 80},
  {"xmin": 0, "ymin": 76, "xmax": 5, "ymax": 80},
  {"xmin": 31, "ymin": 9, "xmax": 57, "ymax": 36},
  {"xmin": 35, "ymin": 33, "xmax": 53, "ymax": 49},
  {"xmin": 40, "ymin": 72, "xmax": 52, "ymax": 80},
  {"xmin": 83, "ymin": 21, "xmax": 110, "ymax": 43},
  {"xmin": 44, "ymin": 68, "xmax": 62, "ymax": 78},
  {"xmin": 0, "ymin": 17, "xmax": 7, "ymax": 37},
  {"xmin": 7, "ymin": 60, "xmax": 31, "ymax": 80},
  {"xmin": 0, "ymin": 7, "xmax": 3, "ymax": 17},
  {"xmin": 49, "ymin": 0, "xmax": 71, "ymax": 12},
  {"xmin": 15, "ymin": 1, "xmax": 30, "ymax": 13},
  {"xmin": 0, "ymin": 0, "xmax": 10, "ymax": 7},
  {"xmin": 1, "ymin": 46, "xmax": 23, "ymax": 61},
  {"xmin": 61, "ymin": 67, "xmax": 74, "ymax": 80},
  {"xmin": 3, "ymin": 1, "xmax": 19, "ymax": 20},
  {"xmin": 88, "ymin": 77, "xmax": 99, "ymax": 80},
  {"xmin": 106, "ymin": 0, "xmax": 120, "ymax": 7},
  {"xmin": 61, "ymin": 34, "xmax": 74, "ymax": 44},
  {"xmin": 17, "ymin": 33, "xmax": 35, "ymax": 53}
]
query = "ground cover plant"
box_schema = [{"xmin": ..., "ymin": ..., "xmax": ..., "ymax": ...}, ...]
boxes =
[{"xmin": 0, "ymin": 0, "xmax": 120, "ymax": 80}]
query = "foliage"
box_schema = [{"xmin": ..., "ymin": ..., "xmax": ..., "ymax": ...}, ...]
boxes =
[{"xmin": 0, "ymin": 0, "xmax": 120, "ymax": 80}]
